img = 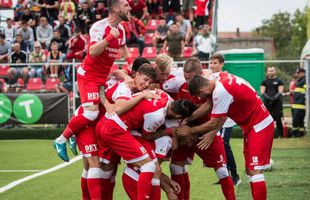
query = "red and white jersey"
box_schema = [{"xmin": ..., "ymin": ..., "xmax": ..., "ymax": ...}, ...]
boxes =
[
  {"xmin": 106, "ymin": 90, "xmax": 173, "ymax": 135},
  {"xmin": 195, "ymin": 0, "xmax": 209, "ymax": 16},
  {"xmin": 105, "ymin": 78, "xmax": 132, "ymax": 103},
  {"xmin": 211, "ymin": 72, "xmax": 272, "ymax": 132},
  {"xmin": 162, "ymin": 67, "xmax": 200, "ymax": 103},
  {"xmin": 82, "ymin": 18, "xmax": 126, "ymax": 79}
]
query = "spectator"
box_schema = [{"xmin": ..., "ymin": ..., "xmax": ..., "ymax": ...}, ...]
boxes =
[
  {"xmin": 50, "ymin": 29, "xmax": 67, "ymax": 56},
  {"xmin": 175, "ymin": 13, "xmax": 193, "ymax": 45},
  {"xmin": 14, "ymin": 33, "xmax": 28, "ymax": 52},
  {"xmin": 29, "ymin": 42, "xmax": 46, "ymax": 79},
  {"xmin": 54, "ymin": 15, "xmax": 72, "ymax": 42},
  {"xmin": 38, "ymin": 0, "xmax": 59, "ymax": 25},
  {"xmin": 146, "ymin": 0, "xmax": 160, "ymax": 18},
  {"xmin": 162, "ymin": 23, "xmax": 184, "ymax": 60},
  {"xmin": 94, "ymin": 0, "xmax": 108, "ymax": 21},
  {"xmin": 21, "ymin": 6, "xmax": 37, "ymax": 28},
  {"xmin": 194, "ymin": 0, "xmax": 210, "ymax": 28},
  {"xmin": 162, "ymin": 0, "xmax": 180, "ymax": 14},
  {"xmin": 129, "ymin": 0, "xmax": 149, "ymax": 20},
  {"xmin": 18, "ymin": 21, "xmax": 35, "ymax": 52},
  {"xmin": 9, "ymin": 43, "xmax": 28, "ymax": 83},
  {"xmin": 60, "ymin": 0, "xmax": 76, "ymax": 23},
  {"xmin": 260, "ymin": 66, "xmax": 284, "ymax": 138},
  {"xmin": 76, "ymin": 2, "xmax": 94, "ymax": 34},
  {"xmin": 182, "ymin": 0, "xmax": 195, "ymax": 22},
  {"xmin": 192, "ymin": 24, "xmax": 214, "ymax": 61},
  {"xmin": 4, "ymin": 69, "xmax": 22, "ymax": 93},
  {"xmin": 65, "ymin": 28, "xmax": 87, "ymax": 61},
  {"xmin": 291, "ymin": 68, "xmax": 306, "ymax": 137},
  {"xmin": 14, "ymin": 0, "xmax": 26, "ymax": 22},
  {"xmin": 152, "ymin": 17, "xmax": 169, "ymax": 48},
  {"xmin": 55, "ymin": 65, "xmax": 73, "ymax": 93},
  {"xmin": 121, "ymin": 14, "xmax": 146, "ymax": 55},
  {"xmin": 0, "ymin": 34, "xmax": 12, "ymax": 63},
  {"xmin": 3, "ymin": 18, "xmax": 17, "ymax": 44},
  {"xmin": 36, "ymin": 16, "xmax": 53, "ymax": 48},
  {"xmin": 47, "ymin": 42, "xmax": 62, "ymax": 78}
]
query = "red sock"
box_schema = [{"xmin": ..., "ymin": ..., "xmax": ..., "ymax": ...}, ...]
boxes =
[
  {"xmin": 220, "ymin": 177, "xmax": 236, "ymax": 200},
  {"xmin": 81, "ymin": 177, "xmax": 90, "ymax": 200},
  {"xmin": 183, "ymin": 172, "xmax": 190, "ymax": 200},
  {"xmin": 101, "ymin": 178, "xmax": 112, "ymax": 199},
  {"xmin": 138, "ymin": 172, "xmax": 155, "ymax": 200},
  {"xmin": 150, "ymin": 178, "xmax": 161, "ymax": 200},
  {"xmin": 109, "ymin": 176, "xmax": 116, "ymax": 200},
  {"xmin": 87, "ymin": 168, "xmax": 104, "ymax": 200},
  {"xmin": 251, "ymin": 181, "xmax": 267, "ymax": 200},
  {"xmin": 122, "ymin": 172, "xmax": 138, "ymax": 200},
  {"xmin": 171, "ymin": 174, "xmax": 185, "ymax": 200}
]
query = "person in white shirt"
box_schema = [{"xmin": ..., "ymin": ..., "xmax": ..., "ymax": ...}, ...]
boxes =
[{"xmin": 192, "ymin": 24, "xmax": 215, "ymax": 61}]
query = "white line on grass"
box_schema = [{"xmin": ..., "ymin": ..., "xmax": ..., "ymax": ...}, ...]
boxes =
[
  {"xmin": 0, "ymin": 156, "xmax": 82, "ymax": 193},
  {"xmin": 0, "ymin": 170, "xmax": 42, "ymax": 172}
]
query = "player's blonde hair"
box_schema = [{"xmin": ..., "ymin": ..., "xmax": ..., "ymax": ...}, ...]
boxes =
[{"xmin": 155, "ymin": 54, "xmax": 173, "ymax": 72}]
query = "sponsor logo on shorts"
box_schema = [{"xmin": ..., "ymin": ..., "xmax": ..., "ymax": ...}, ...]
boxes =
[
  {"xmin": 252, "ymin": 156, "xmax": 259, "ymax": 165},
  {"xmin": 87, "ymin": 92, "xmax": 99, "ymax": 100},
  {"xmin": 85, "ymin": 144, "xmax": 98, "ymax": 153},
  {"xmin": 139, "ymin": 147, "xmax": 147, "ymax": 154}
]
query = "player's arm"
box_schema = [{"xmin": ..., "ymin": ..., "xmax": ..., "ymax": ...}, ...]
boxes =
[
  {"xmin": 99, "ymin": 85, "xmax": 114, "ymax": 113},
  {"xmin": 89, "ymin": 27, "xmax": 120, "ymax": 57},
  {"xmin": 160, "ymin": 173, "xmax": 180, "ymax": 199},
  {"xmin": 142, "ymin": 126, "xmax": 176, "ymax": 140},
  {"xmin": 182, "ymin": 100, "xmax": 212, "ymax": 124},
  {"xmin": 114, "ymin": 90, "xmax": 157, "ymax": 115}
]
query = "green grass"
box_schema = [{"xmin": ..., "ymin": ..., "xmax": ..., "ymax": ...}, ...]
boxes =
[{"xmin": 0, "ymin": 137, "xmax": 309, "ymax": 199}]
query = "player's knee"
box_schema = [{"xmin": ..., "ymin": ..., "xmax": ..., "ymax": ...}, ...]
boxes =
[
  {"xmin": 83, "ymin": 110, "xmax": 99, "ymax": 121},
  {"xmin": 216, "ymin": 167, "xmax": 229, "ymax": 179},
  {"xmin": 170, "ymin": 163, "xmax": 187, "ymax": 175},
  {"xmin": 140, "ymin": 161, "xmax": 156, "ymax": 173}
]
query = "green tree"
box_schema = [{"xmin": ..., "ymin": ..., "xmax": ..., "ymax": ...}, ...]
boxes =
[{"xmin": 255, "ymin": 8, "xmax": 307, "ymax": 59}]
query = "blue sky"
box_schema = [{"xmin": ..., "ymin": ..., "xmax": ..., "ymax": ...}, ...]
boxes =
[{"xmin": 218, "ymin": 0, "xmax": 308, "ymax": 31}]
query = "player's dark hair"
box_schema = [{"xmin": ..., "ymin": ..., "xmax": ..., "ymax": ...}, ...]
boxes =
[
  {"xmin": 132, "ymin": 57, "xmax": 151, "ymax": 73},
  {"xmin": 188, "ymin": 75, "xmax": 208, "ymax": 96},
  {"xmin": 184, "ymin": 57, "xmax": 202, "ymax": 74},
  {"xmin": 210, "ymin": 53, "xmax": 225, "ymax": 64},
  {"xmin": 0, "ymin": 33, "xmax": 4, "ymax": 39},
  {"xmin": 171, "ymin": 99, "xmax": 197, "ymax": 118},
  {"xmin": 138, "ymin": 63, "xmax": 157, "ymax": 81}
]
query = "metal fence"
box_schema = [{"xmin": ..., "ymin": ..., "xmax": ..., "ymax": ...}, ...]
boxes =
[{"xmin": 0, "ymin": 59, "xmax": 309, "ymax": 131}]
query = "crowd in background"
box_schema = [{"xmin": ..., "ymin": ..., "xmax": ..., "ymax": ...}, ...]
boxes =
[{"xmin": 0, "ymin": 0, "xmax": 215, "ymax": 93}]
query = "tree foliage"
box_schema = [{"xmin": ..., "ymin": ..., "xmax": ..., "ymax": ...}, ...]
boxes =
[{"xmin": 255, "ymin": 8, "xmax": 308, "ymax": 59}]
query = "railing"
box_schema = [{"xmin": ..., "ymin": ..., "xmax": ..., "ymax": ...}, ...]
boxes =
[{"xmin": 1, "ymin": 59, "xmax": 309, "ymax": 130}]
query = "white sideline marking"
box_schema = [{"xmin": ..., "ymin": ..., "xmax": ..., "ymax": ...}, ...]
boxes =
[
  {"xmin": 0, "ymin": 156, "xmax": 82, "ymax": 193},
  {"xmin": 0, "ymin": 170, "xmax": 42, "ymax": 172}
]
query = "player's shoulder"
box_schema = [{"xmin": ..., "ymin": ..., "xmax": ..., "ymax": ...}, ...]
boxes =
[
  {"xmin": 117, "ymin": 23, "xmax": 125, "ymax": 32},
  {"xmin": 91, "ymin": 18, "xmax": 109, "ymax": 30}
]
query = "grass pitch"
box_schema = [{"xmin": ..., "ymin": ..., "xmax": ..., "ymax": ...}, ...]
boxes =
[{"xmin": 0, "ymin": 137, "xmax": 309, "ymax": 200}]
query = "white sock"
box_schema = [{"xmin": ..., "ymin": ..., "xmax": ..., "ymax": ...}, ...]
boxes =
[{"xmin": 56, "ymin": 135, "xmax": 67, "ymax": 144}]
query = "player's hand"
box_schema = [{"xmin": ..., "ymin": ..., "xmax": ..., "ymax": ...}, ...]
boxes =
[
  {"xmin": 103, "ymin": 101, "xmax": 115, "ymax": 114},
  {"xmin": 197, "ymin": 132, "xmax": 216, "ymax": 150},
  {"xmin": 176, "ymin": 125, "xmax": 192, "ymax": 137},
  {"xmin": 166, "ymin": 191, "xmax": 178, "ymax": 200},
  {"xmin": 170, "ymin": 179, "xmax": 181, "ymax": 194},
  {"xmin": 181, "ymin": 117, "xmax": 191, "ymax": 125},
  {"xmin": 110, "ymin": 27, "xmax": 120, "ymax": 38},
  {"xmin": 143, "ymin": 90, "xmax": 160, "ymax": 99}
]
